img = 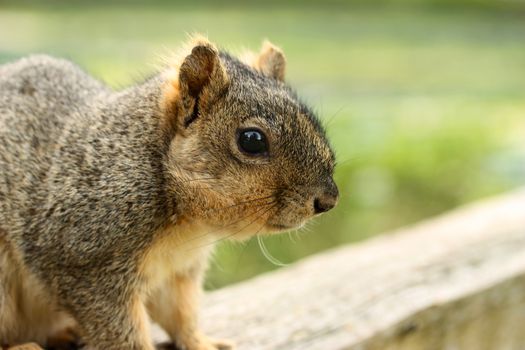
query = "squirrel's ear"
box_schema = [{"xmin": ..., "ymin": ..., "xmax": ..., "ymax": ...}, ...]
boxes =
[
  {"xmin": 251, "ymin": 40, "xmax": 286, "ymax": 82},
  {"xmin": 162, "ymin": 37, "xmax": 229, "ymax": 132}
]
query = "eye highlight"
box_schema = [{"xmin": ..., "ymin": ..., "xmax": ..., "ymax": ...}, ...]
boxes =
[{"xmin": 237, "ymin": 128, "xmax": 269, "ymax": 156}]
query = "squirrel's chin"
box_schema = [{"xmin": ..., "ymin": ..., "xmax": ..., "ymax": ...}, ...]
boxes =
[
  {"xmin": 222, "ymin": 222, "xmax": 305, "ymax": 242},
  {"xmin": 264, "ymin": 221, "xmax": 305, "ymax": 234},
  {"xmin": 222, "ymin": 222, "xmax": 306, "ymax": 241}
]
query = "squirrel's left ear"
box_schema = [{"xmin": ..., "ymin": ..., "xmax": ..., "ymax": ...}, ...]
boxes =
[
  {"xmin": 250, "ymin": 40, "xmax": 286, "ymax": 82},
  {"xmin": 162, "ymin": 36, "xmax": 229, "ymax": 133}
]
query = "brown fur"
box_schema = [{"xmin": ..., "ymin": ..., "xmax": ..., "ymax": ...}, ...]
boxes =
[
  {"xmin": 7, "ymin": 343, "xmax": 43, "ymax": 350},
  {"xmin": 250, "ymin": 41, "xmax": 286, "ymax": 81},
  {"xmin": 0, "ymin": 36, "xmax": 338, "ymax": 349}
]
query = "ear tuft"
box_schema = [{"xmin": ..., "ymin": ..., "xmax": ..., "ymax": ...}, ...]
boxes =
[
  {"xmin": 179, "ymin": 44, "xmax": 219, "ymax": 98},
  {"xmin": 177, "ymin": 35, "xmax": 228, "ymax": 98},
  {"xmin": 252, "ymin": 40, "xmax": 286, "ymax": 81},
  {"xmin": 161, "ymin": 35, "xmax": 229, "ymax": 133}
]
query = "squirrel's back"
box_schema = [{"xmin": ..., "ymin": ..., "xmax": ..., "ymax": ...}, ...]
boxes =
[
  {"xmin": 0, "ymin": 55, "xmax": 110, "ymax": 198},
  {"xmin": 0, "ymin": 54, "xmax": 110, "ymax": 131}
]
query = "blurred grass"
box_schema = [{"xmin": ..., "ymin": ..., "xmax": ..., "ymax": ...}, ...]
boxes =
[{"xmin": 0, "ymin": 1, "xmax": 524, "ymax": 289}]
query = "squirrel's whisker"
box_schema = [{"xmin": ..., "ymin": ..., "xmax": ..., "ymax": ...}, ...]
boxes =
[
  {"xmin": 257, "ymin": 235, "xmax": 288, "ymax": 267},
  {"xmin": 179, "ymin": 177, "xmax": 219, "ymax": 183},
  {"xmin": 185, "ymin": 201, "xmax": 279, "ymax": 251},
  {"xmin": 179, "ymin": 200, "xmax": 276, "ymax": 246},
  {"xmin": 217, "ymin": 202, "xmax": 281, "ymax": 242},
  {"xmin": 323, "ymin": 104, "xmax": 347, "ymax": 128},
  {"xmin": 200, "ymin": 195, "xmax": 275, "ymax": 215},
  {"xmin": 175, "ymin": 166, "xmax": 212, "ymax": 175}
]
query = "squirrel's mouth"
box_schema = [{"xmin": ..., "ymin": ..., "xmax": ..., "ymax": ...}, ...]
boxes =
[
  {"xmin": 265, "ymin": 221, "xmax": 304, "ymax": 233},
  {"xmin": 267, "ymin": 223, "xmax": 293, "ymax": 230}
]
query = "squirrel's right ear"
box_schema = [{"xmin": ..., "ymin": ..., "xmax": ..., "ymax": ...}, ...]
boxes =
[
  {"xmin": 248, "ymin": 40, "xmax": 286, "ymax": 82},
  {"xmin": 162, "ymin": 37, "xmax": 229, "ymax": 134}
]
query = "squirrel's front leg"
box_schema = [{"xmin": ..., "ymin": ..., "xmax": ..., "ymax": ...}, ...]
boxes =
[
  {"xmin": 147, "ymin": 270, "xmax": 233, "ymax": 350},
  {"xmin": 6, "ymin": 343, "xmax": 43, "ymax": 350},
  {"xmin": 63, "ymin": 286, "xmax": 155, "ymax": 350}
]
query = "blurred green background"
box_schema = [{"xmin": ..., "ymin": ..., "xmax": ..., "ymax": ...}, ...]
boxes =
[{"xmin": 1, "ymin": 0, "xmax": 524, "ymax": 289}]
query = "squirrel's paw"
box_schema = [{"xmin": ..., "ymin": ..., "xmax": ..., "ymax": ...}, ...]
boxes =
[
  {"xmin": 46, "ymin": 327, "xmax": 84, "ymax": 350},
  {"xmin": 7, "ymin": 343, "xmax": 44, "ymax": 350},
  {"xmin": 157, "ymin": 335, "xmax": 235, "ymax": 350},
  {"xmin": 209, "ymin": 338, "xmax": 235, "ymax": 350},
  {"xmin": 192, "ymin": 337, "xmax": 235, "ymax": 350}
]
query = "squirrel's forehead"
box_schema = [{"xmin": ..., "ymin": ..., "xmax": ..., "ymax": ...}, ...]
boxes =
[
  {"xmin": 225, "ymin": 85, "xmax": 306, "ymax": 120},
  {"xmin": 289, "ymin": 113, "xmax": 335, "ymax": 167},
  {"xmin": 223, "ymin": 87, "xmax": 332, "ymax": 148}
]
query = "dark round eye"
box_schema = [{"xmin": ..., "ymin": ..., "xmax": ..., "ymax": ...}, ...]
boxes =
[{"xmin": 238, "ymin": 129, "xmax": 268, "ymax": 156}]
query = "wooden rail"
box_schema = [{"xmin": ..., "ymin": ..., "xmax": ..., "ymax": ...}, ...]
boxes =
[{"xmin": 153, "ymin": 188, "xmax": 525, "ymax": 349}]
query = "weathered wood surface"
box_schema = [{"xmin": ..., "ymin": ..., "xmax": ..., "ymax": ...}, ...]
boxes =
[{"xmin": 153, "ymin": 189, "xmax": 525, "ymax": 349}]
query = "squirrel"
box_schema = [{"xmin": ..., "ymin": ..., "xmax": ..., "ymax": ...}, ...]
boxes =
[{"xmin": 0, "ymin": 36, "xmax": 338, "ymax": 350}]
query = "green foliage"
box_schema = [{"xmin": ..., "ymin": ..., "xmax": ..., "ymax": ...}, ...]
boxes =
[{"xmin": 1, "ymin": 2, "xmax": 523, "ymax": 289}]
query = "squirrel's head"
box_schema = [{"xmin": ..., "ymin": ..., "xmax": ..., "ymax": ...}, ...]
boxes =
[{"xmin": 162, "ymin": 37, "xmax": 338, "ymax": 240}]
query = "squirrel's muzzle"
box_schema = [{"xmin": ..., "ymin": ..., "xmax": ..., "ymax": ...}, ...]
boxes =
[{"xmin": 313, "ymin": 179, "xmax": 339, "ymax": 214}]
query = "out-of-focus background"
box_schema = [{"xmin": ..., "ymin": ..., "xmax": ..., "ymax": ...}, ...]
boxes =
[{"xmin": 1, "ymin": 0, "xmax": 523, "ymax": 289}]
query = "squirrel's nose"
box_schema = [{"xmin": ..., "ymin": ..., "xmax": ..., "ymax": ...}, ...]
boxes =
[{"xmin": 313, "ymin": 182, "xmax": 339, "ymax": 214}]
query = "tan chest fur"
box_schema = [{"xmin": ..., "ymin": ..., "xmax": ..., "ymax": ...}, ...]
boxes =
[
  {"xmin": 140, "ymin": 222, "xmax": 217, "ymax": 293},
  {"xmin": 0, "ymin": 237, "xmax": 77, "ymax": 344}
]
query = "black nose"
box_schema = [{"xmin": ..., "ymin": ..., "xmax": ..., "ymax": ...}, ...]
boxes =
[{"xmin": 313, "ymin": 187, "xmax": 339, "ymax": 214}]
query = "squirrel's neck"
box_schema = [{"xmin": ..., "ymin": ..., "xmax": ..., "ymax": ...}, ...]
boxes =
[
  {"xmin": 114, "ymin": 73, "xmax": 174, "ymax": 148},
  {"xmin": 104, "ymin": 74, "xmax": 178, "ymax": 220}
]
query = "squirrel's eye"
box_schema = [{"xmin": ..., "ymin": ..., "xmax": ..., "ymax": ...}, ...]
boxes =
[{"xmin": 238, "ymin": 129, "xmax": 268, "ymax": 156}]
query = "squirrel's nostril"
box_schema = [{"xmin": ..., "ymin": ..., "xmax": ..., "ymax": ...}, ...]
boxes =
[
  {"xmin": 313, "ymin": 179, "xmax": 339, "ymax": 214},
  {"xmin": 313, "ymin": 196, "xmax": 336, "ymax": 214}
]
